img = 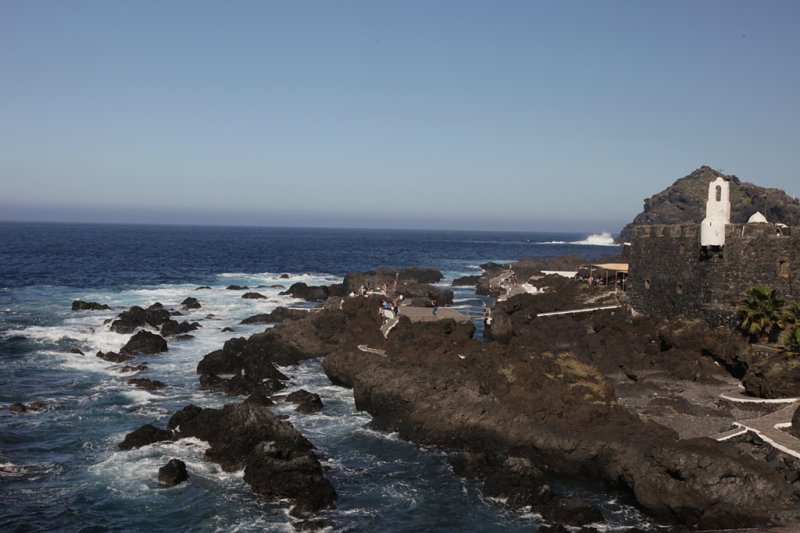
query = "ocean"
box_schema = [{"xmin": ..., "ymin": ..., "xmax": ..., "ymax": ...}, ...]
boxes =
[{"xmin": 0, "ymin": 222, "xmax": 675, "ymax": 532}]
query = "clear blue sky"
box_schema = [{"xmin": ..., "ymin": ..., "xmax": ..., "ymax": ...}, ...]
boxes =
[{"xmin": 1, "ymin": 1, "xmax": 798, "ymax": 233}]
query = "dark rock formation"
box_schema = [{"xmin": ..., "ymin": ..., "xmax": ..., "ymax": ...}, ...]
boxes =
[
  {"xmin": 240, "ymin": 307, "xmax": 308, "ymax": 325},
  {"xmin": 742, "ymin": 354, "xmax": 800, "ymax": 398},
  {"xmin": 110, "ymin": 305, "xmax": 172, "ymax": 334},
  {"xmin": 197, "ymin": 296, "xmax": 383, "ymax": 396},
  {"xmin": 619, "ymin": 166, "xmax": 800, "ymax": 242},
  {"xmin": 96, "ymin": 350, "xmax": 133, "ymax": 363},
  {"xmin": 160, "ymin": 319, "xmax": 200, "ymax": 337},
  {"xmin": 322, "ymin": 315, "xmax": 800, "ymax": 529},
  {"xmin": 118, "ymin": 423, "xmax": 174, "ymax": 450},
  {"xmin": 452, "ymin": 275, "xmax": 480, "ymax": 287},
  {"xmin": 128, "ymin": 377, "xmax": 166, "ymax": 390},
  {"xmin": 72, "ymin": 300, "xmax": 111, "ymax": 311},
  {"xmin": 285, "ymin": 389, "xmax": 324, "ymax": 413},
  {"xmin": 342, "ymin": 267, "xmax": 444, "ymax": 294},
  {"xmin": 244, "ymin": 441, "xmax": 337, "ymax": 517},
  {"xmin": 181, "ymin": 297, "xmax": 201, "ymax": 309},
  {"xmin": 195, "ymin": 286, "xmax": 211, "ymax": 290},
  {"xmin": 226, "ymin": 285, "xmax": 249, "ymax": 290},
  {"xmin": 121, "ymin": 331, "xmax": 168, "ymax": 355},
  {"xmin": 242, "ymin": 292, "xmax": 266, "ymax": 299},
  {"xmin": 279, "ymin": 283, "xmax": 335, "ymax": 302},
  {"xmin": 450, "ymin": 452, "xmax": 603, "ymax": 526},
  {"xmin": 158, "ymin": 458, "xmax": 189, "ymax": 486},
  {"xmin": 69, "ymin": 348, "xmax": 84, "ymax": 355},
  {"xmin": 120, "ymin": 363, "xmax": 149, "ymax": 373},
  {"xmin": 222, "ymin": 327, "xmax": 234, "ymax": 332},
  {"xmin": 119, "ymin": 402, "xmax": 336, "ymax": 515}
]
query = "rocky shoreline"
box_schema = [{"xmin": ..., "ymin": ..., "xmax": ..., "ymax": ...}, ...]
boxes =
[{"xmin": 102, "ymin": 263, "xmax": 800, "ymax": 529}]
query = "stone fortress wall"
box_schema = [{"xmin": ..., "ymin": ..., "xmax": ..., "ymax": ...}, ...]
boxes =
[{"xmin": 627, "ymin": 222, "xmax": 800, "ymax": 326}]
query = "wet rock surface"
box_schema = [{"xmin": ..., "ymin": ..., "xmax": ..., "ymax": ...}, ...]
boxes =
[
  {"xmin": 121, "ymin": 330, "xmax": 168, "ymax": 355},
  {"xmin": 322, "ymin": 311, "xmax": 800, "ymax": 529},
  {"xmin": 240, "ymin": 307, "xmax": 308, "ymax": 325},
  {"xmin": 109, "ymin": 305, "xmax": 173, "ymax": 334},
  {"xmin": 158, "ymin": 458, "xmax": 189, "ymax": 486},
  {"xmin": 72, "ymin": 300, "xmax": 111, "ymax": 311},
  {"xmin": 121, "ymin": 402, "xmax": 335, "ymax": 515}
]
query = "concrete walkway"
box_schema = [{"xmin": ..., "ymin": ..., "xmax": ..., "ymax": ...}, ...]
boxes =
[
  {"xmin": 537, "ymin": 304, "xmax": 621, "ymax": 317},
  {"xmin": 713, "ymin": 390, "xmax": 800, "ymax": 460},
  {"xmin": 396, "ymin": 306, "xmax": 472, "ymax": 323}
]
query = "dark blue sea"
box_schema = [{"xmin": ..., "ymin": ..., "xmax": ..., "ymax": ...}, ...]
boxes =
[{"xmin": 0, "ymin": 222, "xmax": 673, "ymax": 532}]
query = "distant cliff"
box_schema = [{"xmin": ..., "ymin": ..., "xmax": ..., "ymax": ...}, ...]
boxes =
[{"xmin": 618, "ymin": 166, "xmax": 800, "ymax": 243}]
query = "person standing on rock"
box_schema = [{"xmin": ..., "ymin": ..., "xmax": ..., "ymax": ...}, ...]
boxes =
[{"xmin": 431, "ymin": 296, "xmax": 438, "ymax": 316}]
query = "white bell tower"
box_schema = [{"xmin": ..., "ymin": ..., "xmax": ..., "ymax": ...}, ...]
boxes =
[{"xmin": 700, "ymin": 177, "xmax": 730, "ymax": 247}]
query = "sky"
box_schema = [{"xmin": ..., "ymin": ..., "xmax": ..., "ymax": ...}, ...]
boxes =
[{"xmin": 1, "ymin": 1, "xmax": 798, "ymax": 233}]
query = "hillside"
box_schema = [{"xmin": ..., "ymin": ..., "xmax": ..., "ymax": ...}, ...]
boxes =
[{"xmin": 618, "ymin": 166, "xmax": 800, "ymax": 242}]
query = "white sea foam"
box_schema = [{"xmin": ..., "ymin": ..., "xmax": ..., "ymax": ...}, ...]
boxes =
[{"xmin": 537, "ymin": 232, "xmax": 619, "ymax": 246}]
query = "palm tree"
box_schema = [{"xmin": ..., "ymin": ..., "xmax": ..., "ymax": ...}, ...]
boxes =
[
  {"xmin": 783, "ymin": 327, "xmax": 800, "ymax": 357},
  {"xmin": 736, "ymin": 285, "xmax": 785, "ymax": 341},
  {"xmin": 779, "ymin": 299, "xmax": 800, "ymax": 332}
]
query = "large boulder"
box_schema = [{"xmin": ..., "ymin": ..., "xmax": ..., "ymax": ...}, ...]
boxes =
[
  {"xmin": 285, "ymin": 389, "xmax": 324, "ymax": 413},
  {"xmin": 158, "ymin": 458, "xmax": 189, "ymax": 486},
  {"xmin": 118, "ymin": 424, "xmax": 174, "ymax": 450},
  {"xmin": 181, "ymin": 297, "xmax": 202, "ymax": 309},
  {"xmin": 742, "ymin": 354, "xmax": 800, "ymax": 399},
  {"xmin": 121, "ymin": 331, "xmax": 168, "ymax": 355}
]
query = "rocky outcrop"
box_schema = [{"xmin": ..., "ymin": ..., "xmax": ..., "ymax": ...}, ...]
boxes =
[
  {"xmin": 323, "ymin": 317, "xmax": 800, "ymax": 529},
  {"xmin": 160, "ymin": 319, "xmax": 200, "ymax": 337},
  {"xmin": 96, "ymin": 350, "xmax": 133, "ymax": 363},
  {"xmin": 128, "ymin": 377, "xmax": 166, "ymax": 390},
  {"xmin": 109, "ymin": 305, "xmax": 172, "ymax": 334},
  {"xmin": 342, "ymin": 267, "xmax": 443, "ymax": 294},
  {"xmin": 240, "ymin": 307, "xmax": 308, "ymax": 325},
  {"xmin": 121, "ymin": 331, "xmax": 168, "ymax": 355},
  {"xmin": 452, "ymin": 275, "xmax": 480, "ymax": 287},
  {"xmin": 226, "ymin": 285, "xmax": 249, "ymax": 290},
  {"xmin": 158, "ymin": 458, "xmax": 189, "ymax": 486},
  {"xmin": 72, "ymin": 300, "xmax": 111, "ymax": 311},
  {"xmin": 197, "ymin": 296, "xmax": 383, "ymax": 396},
  {"xmin": 242, "ymin": 292, "xmax": 266, "ymax": 299},
  {"xmin": 181, "ymin": 297, "xmax": 201, "ymax": 309},
  {"xmin": 285, "ymin": 389, "xmax": 324, "ymax": 413},
  {"xmin": 121, "ymin": 402, "xmax": 335, "ymax": 516},
  {"xmin": 742, "ymin": 354, "xmax": 800, "ymax": 398},
  {"xmin": 450, "ymin": 452, "xmax": 603, "ymax": 526},
  {"xmin": 279, "ymin": 283, "xmax": 338, "ymax": 302},
  {"xmin": 619, "ymin": 166, "xmax": 800, "ymax": 242}
]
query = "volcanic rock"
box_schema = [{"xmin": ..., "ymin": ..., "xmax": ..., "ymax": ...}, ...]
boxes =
[
  {"xmin": 121, "ymin": 330, "xmax": 168, "ymax": 355},
  {"xmin": 322, "ymin": 315, "xmax": 800, "ymax": 529},
  {"xmin": 452, "ymin": 275, "xmax": 480, "ymax": 287},
  {"xmin": 9, "ymin": 401, "xmax": 47, "ymax": 413},
  {"xmin": 120, "ymin": 363, "xmax": 149, "ymax": 373},
  {"xmin": 118, "ymin": 423, "xmax": 174, "ymax": 450},
  {"xmin": 128, "ymin": 377, "xmax": 166, "ymax": 390},
  {"xmin": 242, "ymin": 292, "xmax": 266, "ymax": 299},
  {"xmin": 240, "ymin": 307, "xmax": 308, "ymax": 325},
  {"xmin": 69, "ymin": 348, "xmax": 85, "ymax": 355},
  {"xmin": 110, "ymin": 305, "xmax": 172, "ymax": 334},
  {"xmin": 226, "ymin": 285, "xmax": 249, "ymax": 290},
  {"xmin": 160, "ymin": 319, "xmax": 200, "ymax": 337},
  {"xmin": 96, "ymin": 350, "xmax": 133, "ymax": 363},
  {"xmin": 742, "ymin": 354, "xmax": 800, "ymax": 399},
  {"xmin": 181, "ymin": 297, "xmax": 202, "ymax": 309},
  {"xmin": 158, "ymin": 458, "xmax": 189, "ymax": 486},
  {"xmin": 279, "ymin": 283, "xmax": 334, "ymax": 302},
  {"xmin": 71, "ymin": 300, "xmax": 111, "ymax": 311},
  {"xmin": 195, "ymin": 286, "xmax": 211, "ymax": 290},
  {"xmin": 286, "ymin": 389, "xmax": 324, "ymax": 413}
]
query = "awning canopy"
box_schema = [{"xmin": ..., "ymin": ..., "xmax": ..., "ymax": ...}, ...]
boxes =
[{"xmin": 586, "ymin": 263, "xmax": 629, "ymax": 273}]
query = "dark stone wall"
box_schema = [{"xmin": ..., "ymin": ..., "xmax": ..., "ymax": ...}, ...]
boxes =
[{"xmin": 628, "ymin": 224, "xmax": 798, "ymax": 323}]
